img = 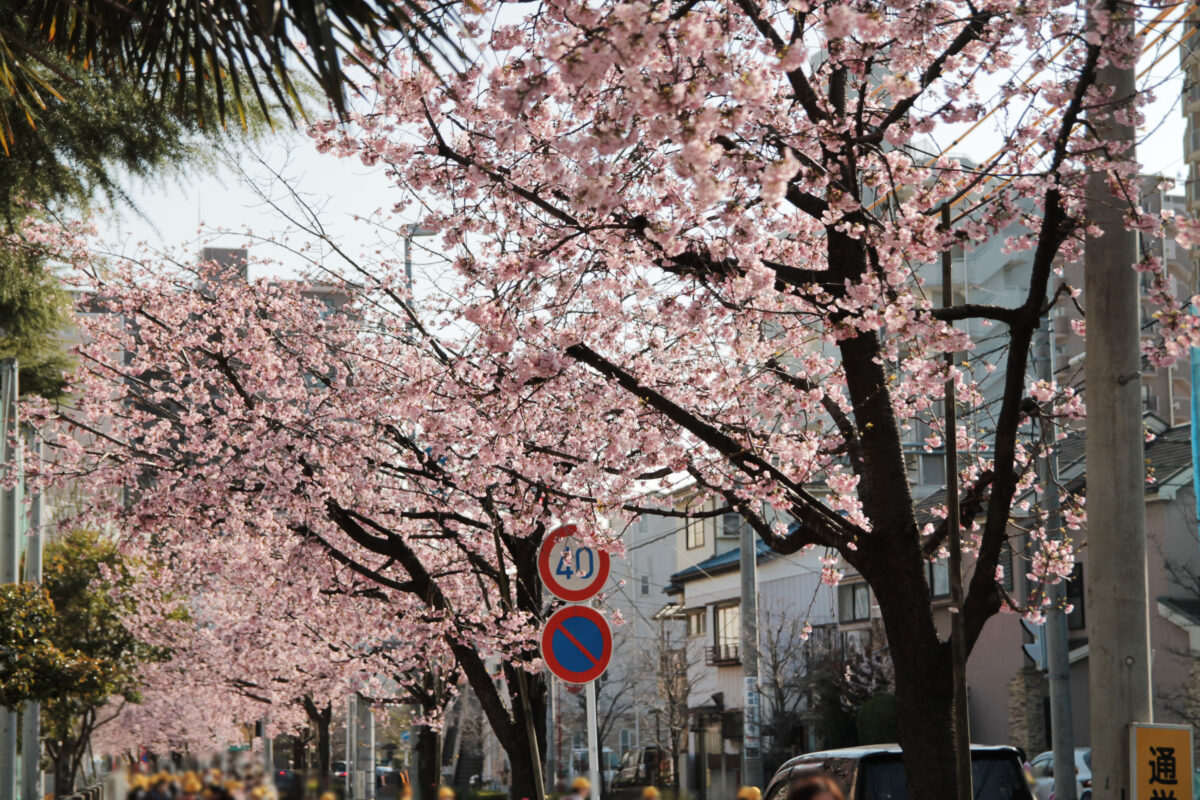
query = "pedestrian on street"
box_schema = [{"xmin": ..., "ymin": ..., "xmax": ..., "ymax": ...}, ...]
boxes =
[
  {"xmin": 566, "ymin": 776, "xmax": 591, "ymax": 800},
  {"xmin": 786, "ymin": 776, "xmax": 843, "ymax": 800},
  {"xmin": 148, "ymin": 775, "xmax": 173, "ymax": 800},
  {"xmin": 181, "ymin": 775, "xmax": 203, "ymax": 800},
  {"xmin": 127, "ymin": 774, "xmax": 150, "ymax": 800}
]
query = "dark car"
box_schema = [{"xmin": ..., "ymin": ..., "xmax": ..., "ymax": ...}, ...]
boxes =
[
  {"xmin": 764, "ymin": 744, "xmax": 1034, "ymax": 800},
  {"xmin": 272, "ymin": 769, "xmax": 302, "ymax": 800},
  {"xmin": 611, "ymin": 746, "xmax": 675, "ymax": 800}
]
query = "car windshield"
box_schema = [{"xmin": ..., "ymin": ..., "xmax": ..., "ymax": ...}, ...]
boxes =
[
  {"xmin": 859, "ymin": 753, "xmax": 1031, "ymax": 800},
  {"xmin": 1082, "ymin": 750, "xmax": 1091, "ymax": 769}
]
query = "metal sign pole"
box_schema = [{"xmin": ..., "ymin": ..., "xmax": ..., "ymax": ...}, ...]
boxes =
[
  {"xmin": 22, "ymin": 430, "xmax": 43, "ymax": 800},
  {"xmin": 347, "ymin": 696, "xmax": 357, "ymax": 800},
  {"xmin": 1, "ymin": 359, "xmax": 21, "ymax": 800},
  {"xmin": 586, "ymin": 680, "xmax": 600, "ymax": 800}
]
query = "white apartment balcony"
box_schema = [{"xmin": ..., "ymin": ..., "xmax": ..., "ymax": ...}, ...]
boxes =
[
  {"xmin": 1188, "ymin": 126, "xmax": 1200, "ymax": 162},
  {"xmin": 1185, "ymin": 76, "xmax": 1200, "ymax": 113}
]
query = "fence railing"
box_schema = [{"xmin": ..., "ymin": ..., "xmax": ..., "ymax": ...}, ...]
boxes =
[
  {"xmin": 706, "ymin": 643, "xmax": 740, "ymax": 666},
  {"xmin": 64, "ymin": 777, "xmax": 109, "ymax": 800}
]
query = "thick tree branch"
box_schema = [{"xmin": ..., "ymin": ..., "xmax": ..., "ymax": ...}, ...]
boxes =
[{"xmin": 565, "ymin": 341, "xmax": 860, "ymax": 551}]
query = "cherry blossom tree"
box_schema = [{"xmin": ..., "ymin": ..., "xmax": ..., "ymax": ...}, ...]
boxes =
[
  {"xmin": 22, "ymin": 0, "xmax": 1200, "ymax": 795},
  {"xmin": 26, "ymin": 252, "xmax": 669, "ymax": 800},
  {"xmin": 304, "ymin": 0, "xmax": 1189, "ymax": 795}
]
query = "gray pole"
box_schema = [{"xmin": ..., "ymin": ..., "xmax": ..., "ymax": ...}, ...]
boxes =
[
  {"xmin": 547, "ymin": 678, "xmax": 558, "ymax": 792},
  {"xmin": 348, "ymin": 696, "xmax": 358, "ymax": 800},
  {"xmin": 262, "ymin": 716, "xmax": 273, "ymax": 775},
  {"xmin": 404, "ymin": 231, "xmax": 413, "ymax": 301},
  {"xmin": 1083, "ymin": 3, "xmax": 1153, "ymax": 796},
  {"xmin": 365, "ymin": 700, "xmax": 376, "ymax": 800},
  {"xmin": 1, "ymin": 358, "xmax": 22, "ymax": 800},
  {"xmin": 738, "ymin": 520, "xmax": 762, "ymax": 790},
  {"xmin": 586, "ymin": 681, "xmax": 600, "ymax": 800},
  {"xmin": 22, "ymin": 429, "xmax": 43, "ymax": 800},
  {"xmin": 1035, "ymin": 321, "xmax": 1076, "ymax": 800},
  {"xmin": 403, "ymin": 226, "xmax": 436, "ymax": 330},
  {"xmin": 942, "ymin": 206, "xmax": 973, "ymax": 800}
]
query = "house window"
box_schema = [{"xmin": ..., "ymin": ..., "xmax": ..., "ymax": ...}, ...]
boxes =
[
  {"xmin": 921, "ymin": 454, "xmax": 946, "ymax": 486},
  {"xmin": 688, "ymin": 609, "xmax": 708, "ymax": 638},
  {"xmin": 904, "ymin": 416, "xmax": 948, "ymax": 487},
  {"xmin": 838, "ymin": 583, "xmax": 871, "ymax": 623},
  {"xmin": 640, "ymin": 575, "xmax": 650, "ymax": 595},
  {"xmin": 619, "ymin": 729, "xmax": 633, "ymax": 753},
  {"xmin": 929, "ymin": 560, "xmax": 950, "ymax": 599},
  {"xmin": 686, "ymin": 516, "xmax": 705, "ymax": 550},
  {"xmin": 715, "ymin": 603, "xmax": 740, "ymax": 661},
  {"xmin": 720, "ymin": 511, "xmax": 746, "ymax": 538},
  {"xmin": 1066, "ymin": 565, "xmax": 1085, "ymax": 630}
]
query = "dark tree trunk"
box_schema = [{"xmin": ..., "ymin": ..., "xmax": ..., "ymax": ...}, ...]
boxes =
[
  {"xmin": 502, "ymin": 667, "xmax": 547, "ymax": 800},
  {"xmin": 316, "ymin": 710, "xmax": 332, "ymax": 776},
  {"xmin": 869, "ymin": 557, "xmax": 957, "ymax": 800},
  {"xmin": 301, "ymin": 697, "xmax": 334, "ymax": 788},
  {"xmin": 53, "ymin": 748, "xmax": 74, "ymax": 799},
  {"xmin": 48, "ymin": 729, "xmax": 89, "ymax": 800},
  {"xmin": 415, "ymin": 725, "xmax": 441, "ymax": 800},
  {"xmin": 293, "ymin": 734, "xmax": 308, "ymax": 771},
  {"xmin": 507, "ymin": 742, "xmax": 540, "ymax": 800}
]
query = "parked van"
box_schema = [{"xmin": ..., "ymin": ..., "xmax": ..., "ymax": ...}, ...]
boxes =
[
  {"xmin": 612, "ymin": 746, "xmax": 675, "ymax": 796},
  {"xmin": 764, "ymin": 745, "xmax": 1034, "ymax": 800}
]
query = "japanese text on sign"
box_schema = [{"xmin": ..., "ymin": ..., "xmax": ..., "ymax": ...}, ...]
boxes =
[{"xmin": 1132, "ymin": 723, "xmax": 1194, "ymax": 800}]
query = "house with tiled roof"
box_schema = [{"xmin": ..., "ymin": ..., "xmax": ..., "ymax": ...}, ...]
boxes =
[{"xmin": 898, "ymin": 415, "xmax": 1200, "ymax": 756}]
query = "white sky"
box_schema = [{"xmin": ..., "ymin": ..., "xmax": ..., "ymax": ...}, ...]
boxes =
[{"xmin": 98, "ymin": 22, "xmax": 1192, "ymax": 281}]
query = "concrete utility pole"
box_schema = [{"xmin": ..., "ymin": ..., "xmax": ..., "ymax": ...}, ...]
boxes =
[
  {"xmin": 942, "ymin": 207, "xmax": 973, "ymax": 800},
  {"xmin": 1036, "ymin": 321, "xmax": 1076, "ymax": 800},
  {"xmin": 739, "ymin": 520, "xmax": 762, "ymax": 790},
  {"xmin": 1083, "ymin": 2, "xmax": 1153, "ymax": 796},
  {"xmin": 22, "ymin": 430, "xmax": 44, "ymax": 800},
  {"xmin": 1, "ymin": 358, "xmax": 21, "ymax": 800}
]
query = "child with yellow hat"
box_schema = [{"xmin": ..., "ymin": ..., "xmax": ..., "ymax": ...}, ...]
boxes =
[{"xmin": 567, "ymin": 777, "xmax": 591, "ymax": 800}]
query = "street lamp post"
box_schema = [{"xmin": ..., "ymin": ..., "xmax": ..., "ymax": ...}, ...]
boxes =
[{"xmin": 403, "ymin": 225, "xmax": 437, "ymax": 328}]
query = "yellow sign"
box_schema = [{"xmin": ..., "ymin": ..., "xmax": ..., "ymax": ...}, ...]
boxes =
[{"xmin": 1132, "ymin": 723, "xmax": 1195, "ymax": 800}]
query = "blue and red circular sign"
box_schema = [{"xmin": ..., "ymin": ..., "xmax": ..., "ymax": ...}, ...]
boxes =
[
  {"xmin": 538, "ymin": 524, "xmax": 611, "ymax": 603},
  {"xmin": 541, "ymin": 605, "xmax": 613, "ymax": 684}
]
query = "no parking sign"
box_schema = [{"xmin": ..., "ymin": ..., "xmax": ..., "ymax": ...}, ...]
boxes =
[
  {"xmin": 540, "ymin": 605, "xmax": 613, "ymax": 684},
  {"xmin": 538, "ymin": 523, "xmax": 613, "ymax": 797},
  {"xmin": 537, "ymin": 524, "xmax": 613, "ymax": 684}
]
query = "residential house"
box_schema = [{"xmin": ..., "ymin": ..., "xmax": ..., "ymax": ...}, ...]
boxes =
[{"xmin": 665, "ymin": 526, "xmax": 836, "ymax": 800}]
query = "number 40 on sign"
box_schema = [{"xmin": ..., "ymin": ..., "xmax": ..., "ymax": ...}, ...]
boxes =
[{"xmin": 537, "ymin": 524, "xmax": 611, "ymax": 603}]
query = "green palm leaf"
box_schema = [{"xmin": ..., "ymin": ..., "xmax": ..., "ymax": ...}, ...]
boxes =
[{"xmin": 0, "ymin": 0, "xmax": 463, "ymax": 144}]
